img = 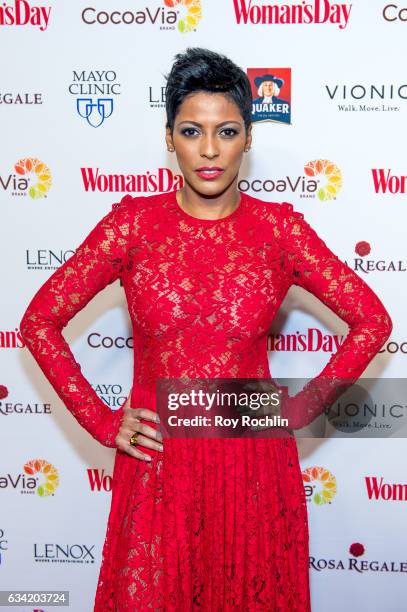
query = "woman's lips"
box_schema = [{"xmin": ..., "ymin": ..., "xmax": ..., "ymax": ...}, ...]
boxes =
[{"xmin": 195, "ymin": 169, "xmax": 225, "ymax": 180}]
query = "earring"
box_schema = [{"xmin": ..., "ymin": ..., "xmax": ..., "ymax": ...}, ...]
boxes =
[{"xmin": 168, "ymin": 147, "xmax": 174, "ymax": 152}]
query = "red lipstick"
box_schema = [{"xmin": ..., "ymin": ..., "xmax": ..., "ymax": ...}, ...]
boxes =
[{"xmin": 195, "ymin": 166, "xmax": 225, "ymax": 181}]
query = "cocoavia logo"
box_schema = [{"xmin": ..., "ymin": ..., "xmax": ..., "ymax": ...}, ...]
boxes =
[
  {"xmin": 0, "ymin": 157, "xmax": 52, "ymax": 199},
  {"xmin": 164, "ymin": 0, "xmax": 202, "ymax": 33},
  {"xmin": 302, "ymin": 466, "xmax": 337, "ymax": 505},
  {"xmin": 15, "ymin": 157, "xmax": 52, "ymax": 198},
  {"xmin": 23, "ymin": 459, "xmax": 60, "ymax": 497},
  {"xmin": 0, "ymin": 1, "xmax": 52, "ymax": 31}
]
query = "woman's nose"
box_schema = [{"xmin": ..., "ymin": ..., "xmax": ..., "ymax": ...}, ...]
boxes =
[{"xmin": 199, "ymin": 135, "xmax": 219, "ymax": 158}]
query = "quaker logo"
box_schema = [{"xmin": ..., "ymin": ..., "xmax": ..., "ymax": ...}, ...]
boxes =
[
  {"xmin": 310, "ymin": 542, "xmax": 407, "ymax": 573},
  {"xmin": 0, "ymin": 528, "xmax": 8, "ymax": 565},
  {"xmin": 69, "ymin": 70, "xmax": 121, "ymax": 128},
  {"xmin": 0, "ymin": 157, "xmax": 52, "ymax": 199},
  {"xmin": 248, "ymin": 68, "xmax": 291, "ymax": 125},
  {"xmin": 371, "ymin": 168, "xmax": 407, "ymax": 194},
  {"xmin": 0, "ymin": 0, "xmax": 51, "ymax": 31},
  {"xmin": 232, "ymin": 0, "xmax": 352, "ymax": 29},
  {"xmin": 34, "ymin": 543, "xmax": 95, "ymax": 564},
  {"xmin": 325, "ymin": 82, "xmax": 406, "ymax": 113},
  {"xmin": 25, "ymin": 248, "xmax": 75, "ymax": 271},
  {"xmin": 382, "ymin": 4, "xmax": 407, "ymax": 22},
  {"xmin": 87, "ymin": 468, "xmax": 113, "ymax": 492}
]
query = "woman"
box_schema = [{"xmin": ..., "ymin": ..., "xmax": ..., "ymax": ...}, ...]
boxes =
[{"xmin": 19, "ymin": 47, "xmax": 393, "ymax": 611}]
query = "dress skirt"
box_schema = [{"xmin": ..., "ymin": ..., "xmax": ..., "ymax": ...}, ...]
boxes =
[{"xmin": 93, "ymin": 385, "xmax": 311, "ymax": 611}]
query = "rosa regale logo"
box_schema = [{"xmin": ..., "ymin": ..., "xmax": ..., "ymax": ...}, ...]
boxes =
[
  {"xmin": 15, "ymin": 157, "xmax": 52, "ymax": 199},
  {"xmin": 302, "ymin": 466, "xmax": 337, "ymax": 505},
  {"xmin": 349, "ymin": 542, "xmax": 365, "ymax": 557},
  {"xmin": 24, "ymin": 459, "xmax": 59, "ymax": 497},
  {"xmin": 355, "ymin": 240, "xmax": 371, "ymax": 257},
  {"xmin": 304, "ymin": 159, "xmax": 342, "ymax": 201},
  {"xmin": 164, "ymin": 0, "xmax": 202, "ymax": 32}
]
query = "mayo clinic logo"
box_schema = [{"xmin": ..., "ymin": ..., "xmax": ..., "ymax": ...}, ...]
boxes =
[{"xmin": 68, "ymin": 70, "xmax": 121, "ymax": 128}]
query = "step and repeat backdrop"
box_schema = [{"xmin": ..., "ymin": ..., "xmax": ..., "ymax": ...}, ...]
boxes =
[{"xmin": 1, "ymin": 1, "xmax": 405, "ymax": 610}]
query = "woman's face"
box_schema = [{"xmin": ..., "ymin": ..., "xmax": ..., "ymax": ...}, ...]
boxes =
[{"xmin": 166, "ymin": 91, "xmax": 252, "ymax": 197}]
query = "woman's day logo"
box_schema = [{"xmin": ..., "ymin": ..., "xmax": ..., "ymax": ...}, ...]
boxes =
[
  {"xmin": 248, "ymin": 68, "xmax": 291, "ymax": 125},
  {"xmin": 15, "ymin": 157, "xmax": 52, "ymax": 199},
  {"xmin": 302, "ymin": 466, "xmax": 337, "ymax": 505},
  {"xmin": 0, "ymin": 1, "xmax": 51, "ymax": 31},
  {"xmin": 23, "ymin": 459, "xmax": 60, "ymax": 497},
  {"xmin": 164, "ymin": 0, "xmax": 202, "ymax": 33}
]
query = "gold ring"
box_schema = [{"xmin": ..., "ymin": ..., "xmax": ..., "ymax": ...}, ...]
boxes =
[{"xmin": 129, "ymin": 432, "xmax": 139, "ymax": 447}]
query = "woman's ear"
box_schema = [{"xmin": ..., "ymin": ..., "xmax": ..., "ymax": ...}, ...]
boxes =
[
  {"xmin": 165, "ymin": 127, "xmax": 174, "ymax": 152},
  {"xmin": 245, "ymin": 125, "xmax": 252, "ymax": 151}
]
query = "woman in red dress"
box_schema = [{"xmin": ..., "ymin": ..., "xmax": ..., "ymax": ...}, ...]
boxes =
[{"xmin": 19, "ymin": 47, "xmax": 393, "ymax": 611}]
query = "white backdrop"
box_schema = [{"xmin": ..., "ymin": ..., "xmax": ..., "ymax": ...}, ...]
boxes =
[{"xmin": 1, "ymin": 1, "xmax": 403, "ymax": 610}]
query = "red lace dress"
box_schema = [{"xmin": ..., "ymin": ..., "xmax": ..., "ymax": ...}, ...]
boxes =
[{"xmin": 20, "ymin": 189, "xmax": 393, "ymax": 611}]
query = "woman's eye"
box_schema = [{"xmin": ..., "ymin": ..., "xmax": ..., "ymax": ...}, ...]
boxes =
[
  {"xmin": 180, "ymin": 127, "xmax": 238, "ymax": 137},
  {"xmin": 181, "ymin": 127, "xmax": 199, "ymax": 136}
]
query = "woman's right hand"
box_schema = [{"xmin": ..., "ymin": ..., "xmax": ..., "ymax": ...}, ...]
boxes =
[{"xmin": 114, "ymin": 392, "xmax": 164, "ymax": 461}]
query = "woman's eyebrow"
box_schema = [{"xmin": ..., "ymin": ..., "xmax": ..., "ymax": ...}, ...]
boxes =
[{"xmin": 177, "ymin": 120, "xmax": 242, "ymax": 127}]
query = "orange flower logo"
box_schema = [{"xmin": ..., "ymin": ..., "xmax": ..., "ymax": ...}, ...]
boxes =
[
  {"xmin": 164, "ymin": 0, "xmax": 202, "ymax": 33},
  {"xmin": 304, "ymin": 159, "xmax": 342, "ymax": 201},
  {"xmin": 303, "ymin": 466, "xmax": 337, "ymax": 505},
  {"xmin": 24, "ymin": 459, "xmax": 60, "ymax": 497},
  {"xmin": 15, "ymin": 157, "xmax": 52, "ymax": 199}
]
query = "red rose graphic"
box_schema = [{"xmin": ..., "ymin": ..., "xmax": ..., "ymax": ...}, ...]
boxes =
[
  {"xmin": 349, "ymin": 542, "xmax": 365, "ymax": 557},
  {"xmin": 355, "ymin": 241, "xmax": 371, "ymax": 257},
  {"xmin": 0, "ymin": 385, "xmax": 9, "ymax": 399}
]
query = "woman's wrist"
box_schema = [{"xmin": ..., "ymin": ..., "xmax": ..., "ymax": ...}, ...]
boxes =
[{"xmin": 94, "ymin": 405, "xmax": 124, "ymax": 448}]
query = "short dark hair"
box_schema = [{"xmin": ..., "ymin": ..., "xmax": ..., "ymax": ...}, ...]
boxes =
[{"xmin": 164, "ymin": 47, "xmax": 252, "ymax": 136}]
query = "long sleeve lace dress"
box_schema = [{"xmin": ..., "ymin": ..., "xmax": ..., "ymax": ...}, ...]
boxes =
[{"xmin": 19, "ymin": 188, "xmax": 393, "ymax": 611}]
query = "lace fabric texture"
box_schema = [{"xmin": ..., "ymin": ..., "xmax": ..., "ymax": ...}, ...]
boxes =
[{"xmin": 19, "ymin": 189, "xmax": 393, "ymax": 611}]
